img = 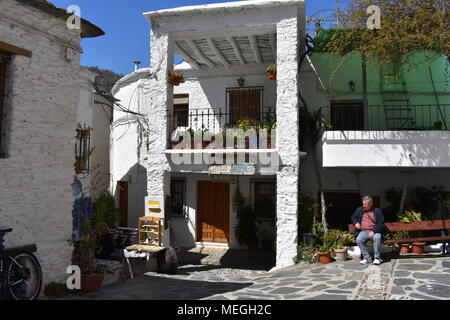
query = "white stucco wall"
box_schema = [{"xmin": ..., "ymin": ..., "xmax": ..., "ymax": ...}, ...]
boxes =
[
  {"xmin": 91, "ymin": 92, "xmax": 113, "ymax": 199},
  {"xmin": 321, "ymin": 131, "xmax": 450, "ymax": 168},
  {"xmin": 111, "ymin": 70, "xmax": 151, "ymax": 227},
  {"xmin": 0, "ymin": 0, "xmax": 85, "ymax": 284},
  {"xmin": 111, "ymin": 0, "xmax": 305, "ymax": 268}
]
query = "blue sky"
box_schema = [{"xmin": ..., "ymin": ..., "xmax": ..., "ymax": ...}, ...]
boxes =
[{"xmin": 50, "ymin": 0, "xmax": 339, "ymax": 75}]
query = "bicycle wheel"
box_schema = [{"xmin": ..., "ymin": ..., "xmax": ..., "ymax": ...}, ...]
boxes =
[{"xmin": 6, "ymin": 252, "xmax": 43, "ymax": 300}]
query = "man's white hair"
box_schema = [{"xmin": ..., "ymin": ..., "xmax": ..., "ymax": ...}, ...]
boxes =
[{"xmin": 362, "ymin": 196, "xmax": 374, "ymax": 203}]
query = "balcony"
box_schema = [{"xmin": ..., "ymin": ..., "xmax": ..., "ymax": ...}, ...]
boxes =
[
  {"xmin": 318, "ymin": 104, "xmax": 450, "ymax": 168},
  {"xmin": 167, "ymin": 106, "xmax": 276, "ymax": 150},
  {"xmin": 320, "ymin": 104, "xmax": 449, "ymax": 132}
]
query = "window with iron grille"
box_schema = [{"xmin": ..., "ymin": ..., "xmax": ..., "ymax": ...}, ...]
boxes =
[
  {"xmin": 170, "ymin": 179, "xmax": 186, "ymax": 217},
  {"xmin": 0, "ymin": 53, "xmax": 10, "ymax": 158},
  {"xmin": 254, "ymin": 180, "xmax": 276, "ymax": 220},
  {"xmin": 226, "ymin": 87, "xmax": 264, "ymax": 125},
  {"xmin": 75, "ymin": 126, "xmax": 92, "ymax": 174}
]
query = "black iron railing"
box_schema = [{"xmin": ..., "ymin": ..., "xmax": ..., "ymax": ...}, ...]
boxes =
[
  {"xmin": 319, "ymin": 104, "xmax": 449, "ymax": 131},
  {"xmin": 168, "ymin": 106, "xmax": 276, "ymax": 149}
]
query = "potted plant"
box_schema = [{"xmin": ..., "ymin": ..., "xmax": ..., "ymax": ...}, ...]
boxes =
[
  {"xmin": 76, "ymin": 123, "xmax": 92, "ymax": 139},
  {"xmin": 332, "ymin": 231, "xmax": 354, "ymax": 261},
  {"xmin": 168, "ymin": 71, "xmax": 185, "ymax": 86},
  {"xmin": 317, "ymin": 246, "xmax": 333, "ymax": 264},
  {"xmin": 266, "ymin": 65, "xmax": 277, "ymax": 80},
  {"xmin": 70, "ymin": 179, "xmax": 106, "ymax": 294},
  {"xmin": 412, "ymin": 241, "xmax": 426, "ymax": 254}
]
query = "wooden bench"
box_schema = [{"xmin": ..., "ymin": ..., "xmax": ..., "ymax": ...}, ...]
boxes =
[{"xmin": 348, "ymin": 219, "xmax": 450, "ymax": 255}]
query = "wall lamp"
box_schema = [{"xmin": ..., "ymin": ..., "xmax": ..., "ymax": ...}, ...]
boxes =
[{"xmin": 237, "ymin": 77, "xmax": 245, "ymax": 87}]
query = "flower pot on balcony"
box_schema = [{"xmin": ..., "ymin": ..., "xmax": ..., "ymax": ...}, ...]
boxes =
[
  {"xmin": 266, "ymin": 65, "xmax": 277, "ymax": 80},
  {"xmin": 412, "ymin": 242, "xmax": 426, "ymax": 254},
  {"xmin": 317, "ymin": 251, "xmax": 333, "ymax": 264},
  {"xmin": 168, "ymin": 72, "xmax": 184, "ymax": 86},
  {"xmin": 267, "ymin": 70, "xmax": 277, "ymax": 80}
]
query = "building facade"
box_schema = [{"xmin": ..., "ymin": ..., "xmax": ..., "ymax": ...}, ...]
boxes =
[
  {"xmin": 0, "ymin": 0, "xmax": 103, "ymax": 284},
  {"xmin": 112, "ymin": 0, "xmax": 306, "ymax": 269}
]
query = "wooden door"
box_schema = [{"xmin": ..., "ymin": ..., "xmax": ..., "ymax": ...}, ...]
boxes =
[
  {"xmin": 197, "ymin": 181, "xmax": 230, "ymax": 243},
  {"xmin": 118, "ymin": 182, "xmax": 128, "ymax": 227},
  {"xmin": 229, "ymin": 88, "xmax": 262, "ymax": 125}
]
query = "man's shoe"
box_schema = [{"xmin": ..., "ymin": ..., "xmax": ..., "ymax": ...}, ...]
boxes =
[
  {"xmin": 360, "ymin": 259, "xmax": 371, "ymax": 265},
  {"xmin": 373, "ymin": 258, "xmax": 382, "ymax": 265}
]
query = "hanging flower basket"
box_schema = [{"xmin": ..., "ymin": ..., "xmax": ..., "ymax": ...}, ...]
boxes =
[
  {"xmin": 168, "ymin": 72, "xmax": 185, "ymax": 86},
  {"xmin": 266, "ymin": 65, "xmax": 277, "ymax": 80}
]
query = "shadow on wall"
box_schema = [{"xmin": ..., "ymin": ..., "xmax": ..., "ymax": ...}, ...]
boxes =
[{"xmin": 114, "ymin": 162, "xmax": 148, "ymax": 228}]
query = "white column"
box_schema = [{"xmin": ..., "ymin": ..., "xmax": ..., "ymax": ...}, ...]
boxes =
[
  {"xmin": 146, "ymin": 26, "xmax": 173, "ymax": 245},
  {"xmin": 275, "ymin": 14, "xmax": 300, "ymax": 268}
]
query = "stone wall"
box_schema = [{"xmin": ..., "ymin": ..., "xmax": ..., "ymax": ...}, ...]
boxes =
[{"xmin": 0, "ymin": 0, "xmax": 84, "ymax": 284}]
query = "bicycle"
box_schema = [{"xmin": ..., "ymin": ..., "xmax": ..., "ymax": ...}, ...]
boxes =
[{"xmin": 0, "ymin": 227, "xmax": 43, "ymax": 300}]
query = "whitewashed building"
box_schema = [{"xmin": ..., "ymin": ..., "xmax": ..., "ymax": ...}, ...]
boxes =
[
  {"xmin": 0, "ymin": 0, "xmax": 104, "ymax": 284},
  {"xmin": 111, "ymin": 0, "xmax": 449, "ymax": 271},
  {"xmin": 112, "ymin": 0, "xmax": 305, "ymax": 269}
]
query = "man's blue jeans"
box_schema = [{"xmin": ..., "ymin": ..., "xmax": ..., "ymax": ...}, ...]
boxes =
[{"xmin": 356, "ymin": 230, "xmax": 382, "ymax": 261}]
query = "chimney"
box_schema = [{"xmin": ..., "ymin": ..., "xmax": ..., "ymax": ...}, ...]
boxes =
[{"xmin": 134, "ymin": 61, "xmax": 141, "ymax": 71}]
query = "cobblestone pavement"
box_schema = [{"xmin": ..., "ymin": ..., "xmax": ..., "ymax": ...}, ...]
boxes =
[{"xmin": 61, "ymin": 256, "xmax": 450, "ymax": 300}]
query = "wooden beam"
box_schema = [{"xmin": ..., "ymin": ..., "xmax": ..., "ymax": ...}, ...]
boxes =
[
  {"xmin": 0, "ymin": 41, "xmax": 32, "ymax": 57},
  {"xmin": 249, "ymin": 35, "xmax": 262, "ymax": 65},
  {"xmin": 185, "ymin": 39, "xmax": 215, "ymax": 68},
  {"xmin": 269, "ymin": 33, "xmax": 277, "ymax": 61},
  {"xmin": 174, "ymin": 43, "xmax": 200, "ymax": 70},
  {"xmin": 227, "ymin": 37, "xmax": 246, "ymax": 66},
  {"xmin": 206, "ymin": 38, "xmax": 230, "ymax": 68}
]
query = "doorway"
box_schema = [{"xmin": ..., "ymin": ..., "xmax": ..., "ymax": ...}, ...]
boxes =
[{"xmin": 196, "ymin": 181, "xmax": 230, "ymax": 243}]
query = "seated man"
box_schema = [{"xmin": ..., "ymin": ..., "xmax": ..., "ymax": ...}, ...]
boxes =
[{"xmin": 351, "ymin": 196, "xmax": 385, "ymax": 265}]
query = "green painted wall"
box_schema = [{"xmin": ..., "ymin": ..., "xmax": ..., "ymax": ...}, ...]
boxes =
[{"xmin": 310, "ymin": 51, "xmax": 449, "ymax": 130}]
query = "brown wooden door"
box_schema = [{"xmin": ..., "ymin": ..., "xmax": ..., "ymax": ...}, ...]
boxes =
[
  {"xmin": 229, "ymin": 89, "xmax": 261, "ymax": 125},
  {"xmin": 197, "ymin": 181, "xmax": 230, "ymax": 243},
  {"xmin": 118, "ymin": 181, "xmax": 128, "ymax": 227}
]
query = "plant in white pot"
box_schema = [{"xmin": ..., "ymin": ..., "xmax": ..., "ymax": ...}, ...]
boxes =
[{"xmin": 332, "ymin": 231, "xmax": 355, "ymax": 261}]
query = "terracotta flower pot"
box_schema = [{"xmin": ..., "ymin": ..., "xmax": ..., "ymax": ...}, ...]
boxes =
[
  {"xmin": 267, "ymin": 70, "xmax": 277, "ymax": 80},
  {"xmin": 399, "ymin": 243, "xmax": 410, "ymax": 255},
  {"xmin": 412, "ymin": 242, "xmax": 426, "ymax": 255},
  {"xmin": 81, "ymin": 273, "xmax": 105, "ymax": 294},
  {"xmin": 334, "ymin": 248, "xmax": 348, "ymax": 261},
  {"xmin": 318, "ymin": 251, "xmax": 332, "ymax": 264}
]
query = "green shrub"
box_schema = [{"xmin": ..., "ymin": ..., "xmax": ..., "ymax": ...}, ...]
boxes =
[{"xmin": 294, "ymin": 245, "xmax": 318, "ymax": 264}]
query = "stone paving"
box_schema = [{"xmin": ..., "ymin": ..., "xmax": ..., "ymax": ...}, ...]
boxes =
[{"xmin": 59, "ymin": 255, "xmax": 450, "ymax": 300}]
